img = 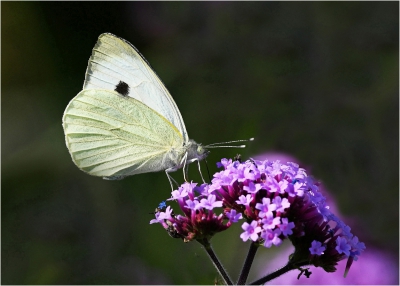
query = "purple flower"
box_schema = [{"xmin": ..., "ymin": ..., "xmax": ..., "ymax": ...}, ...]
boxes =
[
  {"xmin": 226, "ymin": 209, "xmax": 243, "ymax": 223},
  {"xmin": 310, "ymin": 240, "xmax": 326, "ymax": 255},
  {"xmin": 236, "ymin": 194, "xmax": 253, "ymax": 206},
  {"xmin": 240, "ymin": 220, "xmax": 262, "ymax": 242},
  {"xmin": 185, "ymin": 199, "xmax": 199, "ymax": 210},
  {"xmin": 170, "ymin": 187, "xmax": 188, "ymax": 200},
  {"xmin": 193, "ymin": 183, "xmax": 210, "ymax": 195},
  {"xmin": 309, "ymin": 189, "xmax": 326, "ymax": 205},
  {"xmin": 217, "ymin": 170, "xmax": 236, "ymax": 186},
  {"xmin": 286, "ymin": 181, "xmax": 304, "ymax": 197},
  {"xmin": 271, "ymin": 161, "xmax": 283, "ymax": 177},
  {"xmin": 150, "ymin": 206, "xmax": 173, "ymax": 224},
  {"xmin": 265, "ymin": 177, "xmax": 280, "ymax": 193},
  {"xmin": 234, "ymin": 163, "xmax": 247, "ymax": 182},
  {"xmin": 244, "ymin": 163, "xmax": 260, "ymax": 180},
  {"xmin": 340, "ymin": 222, "xmax": 352, "ymax": 237},
  {"xmin": 318, "ymin": 202, "xmax": 331, "ymax": 219},
  {"xmin": 261, "ymin": 212, "xmax": 281, "ymax": 230},
  {"xmin": 279, "ymin": 217, "xmax": 295, "ymax": 236},
  {"xmin": 255, "ymin": 197, "xmax": 276, "ymax": 218},
  {"xmin": 161, "ymin": 205, "xmax": 173, "ymax": 219},
  {"xmin": 149, "ymin": 212, "xmax": 163, "ymax": 225},
  {"xmin": 278, "ymin": 179, "xmax": 289, "ymax": 193},
  {"xmin": 349, "ymin": 236, "xmax": 366, "ymax": 260},
  {"xmin": 170, "ymin": 182, "xmax": 196, "ymax": 200},
  {"xmin": 216, "ymin": 158, "xmax": 232, "ymax": 169},
  {"xmin": 243, "ymin": 181, "xmax": 262, "ymax": 194},
  {"xmin": 198, "ymin": 194, "xmax": 223, "ymax": 210},
  {"xmin": 336, "ymin": 236, "xmax": 351, "ymax": 256},
  {"xmin": 272, "ymin": 196, "xmax": 290, "ymax": 212},
  {"xmin": 261, "ymin": 228, "xmax": 282, "ymax": 248}
]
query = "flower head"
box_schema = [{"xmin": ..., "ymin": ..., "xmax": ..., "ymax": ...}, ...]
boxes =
[{"xmin": 151, "ymin": 157, "xmax": 365, "ymax": 276}]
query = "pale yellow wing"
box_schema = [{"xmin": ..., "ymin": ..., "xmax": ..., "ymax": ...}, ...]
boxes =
[
  {"xmin": 83, "ymin": 33, "xmax": 189, "ymax": 142},
  {"xmin": 62, "ymin": 89, "xmax": 184, "ymax": 179}
]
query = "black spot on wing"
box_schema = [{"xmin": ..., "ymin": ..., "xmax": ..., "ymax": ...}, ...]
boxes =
[{"xmin": 115, "ymin": 81, "xmax": 130, "ymax": 96}]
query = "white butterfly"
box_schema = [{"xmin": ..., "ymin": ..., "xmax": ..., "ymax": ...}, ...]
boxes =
[{"xmin": 62, "ymin": 33, "xmax": 251, "ymax": 189}]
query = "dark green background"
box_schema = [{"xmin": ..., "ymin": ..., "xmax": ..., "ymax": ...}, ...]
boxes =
[{"xmin": 2, "ymin": 2, "xmax": 398, "ymax": 284}]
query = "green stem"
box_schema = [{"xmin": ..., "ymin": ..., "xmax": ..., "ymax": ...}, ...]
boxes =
[
  {"xmin": 197, "ymin": 238, "xmax": 233, "ymax": 285},
  {"xmin": 237, "ymin": 242, "xmax": 259, "ymax": 285}
]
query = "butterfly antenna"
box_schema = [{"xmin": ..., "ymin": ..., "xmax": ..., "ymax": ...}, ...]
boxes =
[{"xmin": 205, "ymin": 137, "xmax": 254, "ymax": 148}]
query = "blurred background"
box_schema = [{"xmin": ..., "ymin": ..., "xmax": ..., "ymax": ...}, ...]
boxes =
[{"xmin": 2, "ymin": 2, "xmax": 398, "ymax": 284}]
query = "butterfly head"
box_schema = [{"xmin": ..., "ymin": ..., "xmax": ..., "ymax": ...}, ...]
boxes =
[
  {"xmin": 185, "ymin": 139, "xmax": 210, "ymax": 162},
  {"xmin": 196, "ymin": 144, "xmax": 210, "ymax": 160}
]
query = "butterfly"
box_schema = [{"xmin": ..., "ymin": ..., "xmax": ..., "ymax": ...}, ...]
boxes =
[{"xmin": 62, "ymin": 33, "xmax": 252, "ymax": 189}]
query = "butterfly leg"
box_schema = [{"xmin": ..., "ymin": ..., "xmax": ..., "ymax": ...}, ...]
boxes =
[
  {"xmin": 183, "ymin": 162, "xmax": 191, "ymax": 182},
  {"xmin": 165, "ymin": 169, "xmax": 179, "ymax": 192},
  {"xmin": 197, "ymin": 160, "xmax": 206, "ymax": 184},
  {"xmin": 180, "ymin": 152, "xmax": 189, "ymax": 182}
]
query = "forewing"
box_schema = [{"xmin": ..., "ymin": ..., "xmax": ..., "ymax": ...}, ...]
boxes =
[
  {"xmin": 83, "ymin": 33, "xmax": 188, "ymax": 141},
  {"xmin": 62, "ymin": 89, "xmax": 184, "ymax": 178}
]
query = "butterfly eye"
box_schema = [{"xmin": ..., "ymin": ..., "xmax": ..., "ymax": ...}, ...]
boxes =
[{"xmin": 197, "ymin": 145, "xmax": 205, "ymax": 154}]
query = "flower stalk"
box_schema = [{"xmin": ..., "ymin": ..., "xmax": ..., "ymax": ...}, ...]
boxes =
[
  {"xmin": 197, "ymin": 238, "xmax": 233, "ymax": 285},
  {"xmin": 249, "ymin": 259, "xmax": 311, "ymax": 285},
  {"xmin": 237, "ymin": 241, "xmax": 259, "ymax": 285}
]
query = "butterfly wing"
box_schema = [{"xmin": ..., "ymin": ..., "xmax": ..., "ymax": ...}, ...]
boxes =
[
  {"xmin": 62, "ymin": 89, "xmax": 184, "ymax": 179},
  {"xmin": 83, "ymin": 33, "xmax": 189, "ymax": 142}
]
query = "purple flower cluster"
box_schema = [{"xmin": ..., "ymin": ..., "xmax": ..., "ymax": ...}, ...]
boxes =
[
  {"xmin": 150, "ymin": 181, "xmax": 233, "ymax": 242},
  {"xmin": 151, "ymin": 158, "xmax": 365, "ymax": 275}
]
